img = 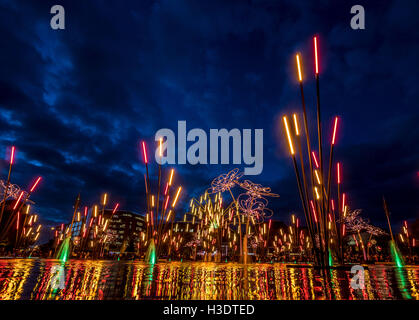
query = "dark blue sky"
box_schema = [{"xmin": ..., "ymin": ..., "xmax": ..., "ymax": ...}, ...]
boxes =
[{"xmin": 0, "ymin": 0, "xmax": 418, "ymax": 234}]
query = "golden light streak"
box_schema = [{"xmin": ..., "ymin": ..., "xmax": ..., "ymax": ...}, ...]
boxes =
[
  {"xmin": 314, "ymin": 36, "xmax": 319, "ymax": 74},
  {"xmin": 172, "ymin": 186, "xmax": 182, "ymax": 207},
  {"xmin": 293, "ymin": 113, "xmax": 300, "ymax": 135},
  {"xmin": 166, "ymin": 209, "xmax": 172, "ymax": 222},
  {"xmin": 168, "ymin": 169, "xmax": 174, "ymax": 186},
  {"xmin": 103, "ymin": 193, "xmax": 108, "ymax": 206},
  {"xmin": 296, "ymin": 54, "xmax": 303, "ymax": 82},
  {"xmin": 283, "ymin": 116, "xmax": 295, "ymax": 155},
  {"xmin": 314, "ymin": 170, "xmax": 321, "ymax": 184},
  {"xmin": 314, "ymin": 187, "xmax": 320, "ymax": 199}
]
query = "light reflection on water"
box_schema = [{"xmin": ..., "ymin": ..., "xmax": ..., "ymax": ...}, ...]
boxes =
[{"xmin": 0, "ymin": 259, "xmax": 418, "ymax": 300}]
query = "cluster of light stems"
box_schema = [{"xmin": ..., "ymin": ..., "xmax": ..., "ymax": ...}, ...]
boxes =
[
  {"xmin": 54, "ymin": 192, "xmax": 121, "ymax": 259},
  {"xmin": 140, "ymin": 140, "xmax": 183, "ymax": 260},
  {"xmin": 272, "ymin": 214, "xmax": 311, "ymax": 254},
  {"xmin": 0, "ymin": 146, "xmax": 43, "ymax": 247},
  {"xmin": 282, "ymin": 36, "xmax": 347, "ymax": 267}
]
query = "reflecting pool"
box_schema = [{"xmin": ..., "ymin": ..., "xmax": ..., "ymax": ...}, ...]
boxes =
[{"xmin": 0, "ymin": 259, "xmax": 418, "ymax": 300}]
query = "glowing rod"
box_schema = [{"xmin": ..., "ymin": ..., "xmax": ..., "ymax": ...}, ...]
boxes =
[
  {"xmin": 141, "ymin": 141, "xmax": 148, "ymax": 164},
  {"xmin": 296, "ymin": 54, "xmax": 303, "ymax": 82},
  {"xmin": 10, "ymin": 146, "xmax": 15, "ymax": 165},
  {"xmin": 331, "ymin": 116, "xmax": 339, "ymax": 145},
  {"xmin": 337, "ymin": 162, "xmax": 341, "ymax": 184},
  {"xmin": 314, "ymin": 36, "xmax": 319, "ymax": 75},
  {"xmin": 293, "ymin": 113, "xmax": 300, "ymax": 136},
  {"xmin": 312, "ymin": 151, "xmax": 319, "ymax": 168},
  {"xmin": 29, "ymin": 177, "xmax": 42, "ymax": 192},
  {"xmin": 13, "ymin": 191, "xmax": 24, "ymax": 210},
  {"xmin": 283, "ymin": 116, "xmax": 295, "ymax": 155},
  {"xmin": 172, "ymin": 186, "xmax": 182, "ymax": 207},
  {"xmin": 168, "ymin": 169, "xmax": 174, "ymax": 186}
]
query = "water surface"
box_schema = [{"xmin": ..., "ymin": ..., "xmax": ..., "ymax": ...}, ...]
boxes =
[{"xmin": 0, "ymin": 259, "xmax": 417, "ymax": 300}]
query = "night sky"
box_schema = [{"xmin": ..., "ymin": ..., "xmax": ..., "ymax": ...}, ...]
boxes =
[{"xmin": 0, "ymin": 0, "xmax": 418, "ymax": 238}]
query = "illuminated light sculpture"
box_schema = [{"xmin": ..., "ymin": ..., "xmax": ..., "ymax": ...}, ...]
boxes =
[
  {"xmin": 0, "ymin": 181, "xmax": 23, "ymax": 201},
  {"xmin": 139, "ymin": 140, "xmax": 183, "ymax": 263},
  {"xmin": 189, "ymin": 169, "xmax": 278, "ymax": 263},
  {"xmin": 280, "ymin": 36, "xmax": 353, "ymax": 267},
  {"xmin": 0, "ymin": 146, "xmax": 17, "ymax": 226},
  {"xmin": 340, "ymin": 209, "xmax": 386, "ymax": 236}
]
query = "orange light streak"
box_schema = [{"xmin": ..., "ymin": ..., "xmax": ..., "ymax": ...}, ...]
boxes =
[
  {"xmin": 168, "ymin": 169, "xmax": 174, "ymax": 186},
  {"xmin": 283, "ymin": 116, "xmax": 295, "ymax": 155},
  {"xmin": 293, "ymin": 113, "xmax": 300, "ymax": 136},
  {"xmin": 172, "ymin": 186, "xmax": 182, "ymax": 207},
  {"xmin": 332, "ymin": 116, "xmax": 339, "ymax": 145},
  {"xmin": 296, "ymin": 54, "xmax": 303, "ymax": 82},
  {"xmin": 314, "ymin": 36, "xmax": 319, "ymax": 74}
]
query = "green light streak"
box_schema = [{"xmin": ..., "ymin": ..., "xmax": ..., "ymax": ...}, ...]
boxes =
[
  {"xmin": 145, "ymin": 239, "xmax": 156, "ymax": 264},
  {"xmin": 328, "ymin": 249, "xmax": 333, "ymax": 267},
  {"xmin": 56, "ymin": 237, "xmax": 71, "ymax": 263},
  {"xmin": 390, "ymin": 240, "xmax": 404, "ymax": 268}
]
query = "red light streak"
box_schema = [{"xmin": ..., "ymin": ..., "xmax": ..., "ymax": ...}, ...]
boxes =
[
  {"xmin": 342, "ymin": 193, "xmax": 346, "ymax": 212},
  {"xmin": 13, "ymin": 191, "xmax": 24, "ymax": 210},
  {"xmin": 310, "ymin": 200, "xmax": 318, "ymax": 223},
  {"xmin": 331, "ymin": 199, "xmax": 335, "ymax": 211},
  {"xmin": 112, "ymin": 203, "xmax": 119, "ymax": 214},
  {"xmin": 337, "ymin": 162, "xmax": 341, "ymax": 184},
  {"xmin": 312, "ymin": 151, "xmax": 319, "ymax": 168},
  {"xmin": 29, "ymin": 176, "xmax": 42, "ymax": 192},
  {"xmin": 164, "ymin": 196, "xmax": 170, "ymax": 210},
  {"xmin": 84, "ymin": 206, "xmax": 88, "ymax": 217},
  {"xmin": 141, "ymin": 141, "xmax": 148, "ymax": 164},
  {"xmin": 10, "ymin": 146, "xmax": 15, "ymax": 165}
]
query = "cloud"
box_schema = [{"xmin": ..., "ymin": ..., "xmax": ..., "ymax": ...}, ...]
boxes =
[{"xmin": 0, "ymin": 0, "xmax": 417, "ymax": 239}]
